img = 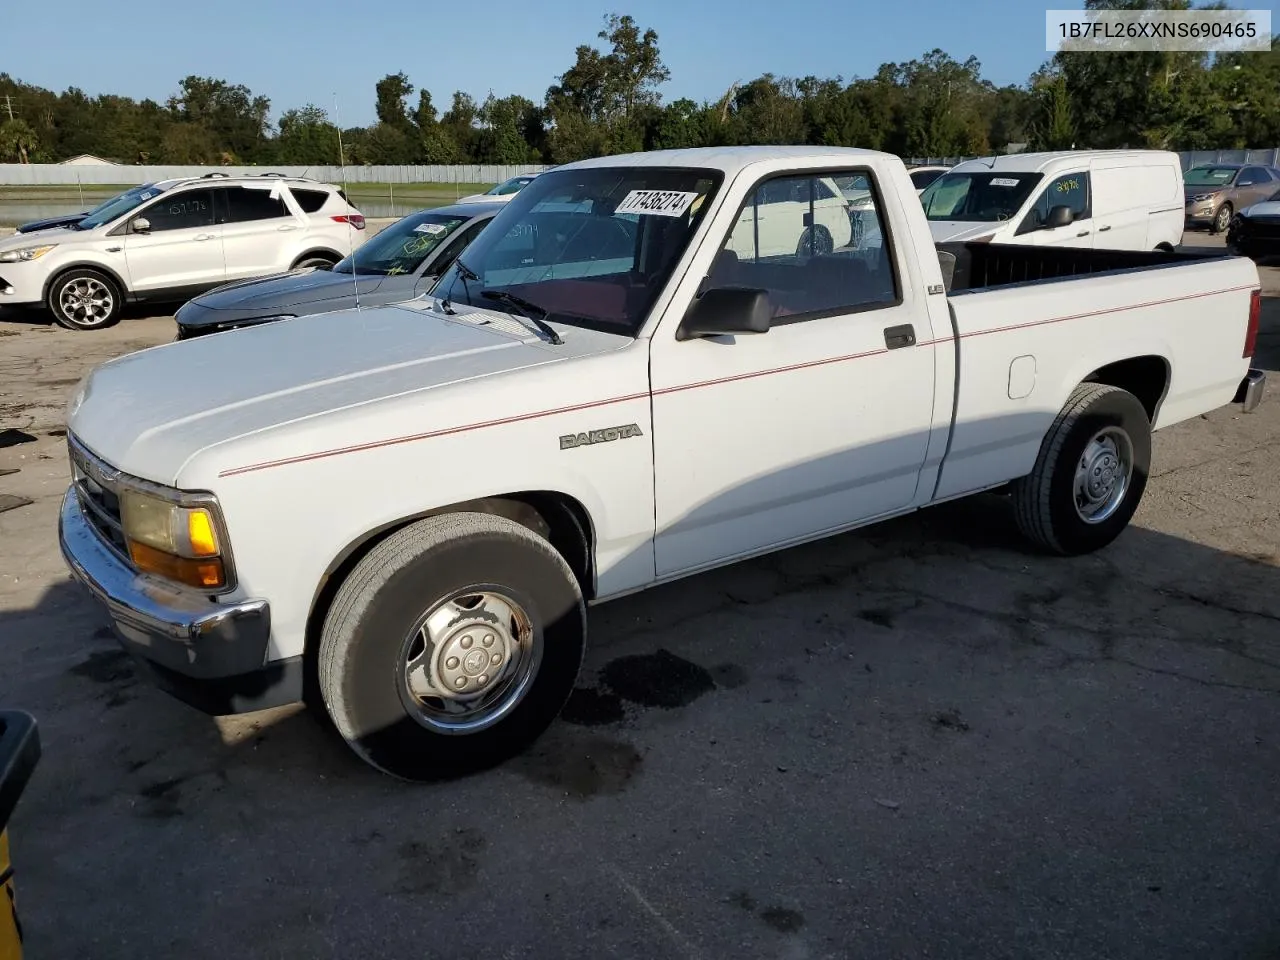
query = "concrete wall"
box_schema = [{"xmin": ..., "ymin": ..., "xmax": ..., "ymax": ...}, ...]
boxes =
[{"xmin": 0, "ymin": 163, "xmax": 550, "ymax": 186}]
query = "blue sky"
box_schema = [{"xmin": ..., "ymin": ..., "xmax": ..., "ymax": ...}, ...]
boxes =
[{"xmin": 2, "ymin": 0, "xmax": 1265, "ymax": 127}]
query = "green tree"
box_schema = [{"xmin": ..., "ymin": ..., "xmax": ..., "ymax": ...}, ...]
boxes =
[
  {"xmin": 0, "ymin": 118, "xmax": 38, "ymax": 162},
  {"xmin": 277, "ymin": 104, "xmax": 340, "ymax": 164},
  {"xmin": 375, "ymin": 72, "xmax": 414, "ymax": 129}
]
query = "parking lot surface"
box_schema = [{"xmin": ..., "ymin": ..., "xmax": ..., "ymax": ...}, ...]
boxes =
[{"xmin": 1, "ymin": 235, "xmax": 1278, "ymax": 959}]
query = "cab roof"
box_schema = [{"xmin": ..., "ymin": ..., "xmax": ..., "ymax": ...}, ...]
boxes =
[{"xmin": 559, "ymin": 145, "xmax": 892, "ymax": 177}]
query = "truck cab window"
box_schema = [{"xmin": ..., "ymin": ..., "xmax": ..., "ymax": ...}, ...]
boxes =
[{"xmin": 710, "ymin": 171, "xmax": 897, "ymax": 320}]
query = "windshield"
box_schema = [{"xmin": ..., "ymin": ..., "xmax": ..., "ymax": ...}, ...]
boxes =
[
  {"xmin": 920, "ymin": 171, "xmax": 1044, "ymax": 222},
  {"xmin": 434, "ymin": 165, "xmax": 722, "ymax": 337},
  {"xmin": 76, "ymin": 182, "xmax": 170, "ymax": 229},
  {"xmin": 487, "ymin": 176, "xmax": 535, "ymax": 196},
  {"xmin": 1184, "ymin": 166, "xmax": 1239, "ymax": 187},
  {"xmin": 332, "ymin": 211, "xmax": 472, "ymax": 276}
]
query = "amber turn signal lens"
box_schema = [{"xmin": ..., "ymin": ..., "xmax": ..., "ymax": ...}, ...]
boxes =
[
  {"xmin": 187, "ymin": 509, "xmax": 219, "ymax": 557},
  {"xmin": 128, "ymin": 540, "xmax": 226, "ymax": 589}
]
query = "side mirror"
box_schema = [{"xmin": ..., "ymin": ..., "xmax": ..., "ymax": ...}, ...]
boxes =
[
  {"xmin": 1046, "ymin": 205, "xmax": 1075, "ymax": 229},
  {"xmin": 131, "ymin": 217, "xmax": 151, "ymax": 234},
  {"xmin": 676, "ymin": 287, "xmax": 772, "ymax": 341}
]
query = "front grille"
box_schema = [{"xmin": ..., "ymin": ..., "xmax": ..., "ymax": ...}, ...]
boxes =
[{"xmin": 69, "ymin": 438, "xmax": 130, "ymax": 559}]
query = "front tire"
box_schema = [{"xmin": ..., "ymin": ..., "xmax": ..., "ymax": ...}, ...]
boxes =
[
  {"xmin": 318, "ymin": 512, "xmax": 586, "ymax": 781},
  {"xmin": 1011, "ymin": 383, "xmax": 1152, "ymax": 556},
  {"xmin": 47, "ymin": 268, "xmax": 123, "ymax": 331},
  {"xmin": 1211, "ymin": 203, "xmax": 1232, "ymax": 235}
]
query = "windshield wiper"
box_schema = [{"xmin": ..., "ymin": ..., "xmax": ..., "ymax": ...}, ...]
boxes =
[
  {"xmin": 480, "ymin": 290, "xmax": 565, "ymax": 345},
  {"xmin": 455, "ymin": 256, "xmax": 481, "ymax": 282}
]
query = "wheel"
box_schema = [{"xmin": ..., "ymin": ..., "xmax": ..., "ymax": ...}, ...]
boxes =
[
  {"xmin": 318, "ymin": 512, "xmax": 586, "ymax": 781},
  {"xmin": 1011, "ymin": 383, "xmax": 1152, "ymax": 556},
  {"xmin": 796, "ymin": 226, "xmax": 834, "ymax": 260},
  {"xmin": 47, "ymin": 268, "xmax": 122, "ymax": 330},
  {"xmin": 292, "ymin": 253, "xmax": 338, "ymax": 271},
  {"xmin": 1211, "ymin": 203, "xmax": 1232, "ymax": 235}
]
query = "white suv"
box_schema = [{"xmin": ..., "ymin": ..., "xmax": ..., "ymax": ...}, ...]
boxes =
[{"xmin": 0, "ymin": 174, "xmax": 367, "ymax": 330}]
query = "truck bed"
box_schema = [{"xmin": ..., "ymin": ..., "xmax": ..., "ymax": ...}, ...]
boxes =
[
  {"xmin": 936, "ymin": 241, "xmax": 1224, "ymax": 294},
  {"xmin": 929, "ymin": 242, "xmax": 1258, "ymax": 503}
]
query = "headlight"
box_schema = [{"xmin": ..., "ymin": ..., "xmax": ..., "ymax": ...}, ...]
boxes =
[
  {"xmin": 0, "ymin": 244, "xmax": 56, "ymax": 263},
  {"xmin": 119, "ymin": 489, "xmax": 227, "ymax": 589}
]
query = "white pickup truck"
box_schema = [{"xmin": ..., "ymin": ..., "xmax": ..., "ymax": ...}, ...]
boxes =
[{"xmin": 58, "ymin": 146, "xmax": 1266, "ymax": 781}]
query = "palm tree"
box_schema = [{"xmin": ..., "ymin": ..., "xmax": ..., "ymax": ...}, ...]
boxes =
[{"xmin": 0, "ymin": 119, "xmax": 39, "ymax": 163}]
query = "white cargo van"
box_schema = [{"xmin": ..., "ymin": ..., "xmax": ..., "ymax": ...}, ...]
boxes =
[{"xmin": 921, "ymin": 150, "xmax": 1185, "ymax": 252}]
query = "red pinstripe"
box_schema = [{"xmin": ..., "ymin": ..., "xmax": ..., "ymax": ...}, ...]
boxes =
[{"xmin": 217, "ymin": 282, "xmax": 1259, "ymax": 478}]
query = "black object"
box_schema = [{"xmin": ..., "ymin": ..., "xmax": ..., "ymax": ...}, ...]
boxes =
[
  {"xmin": 15, "ymin": 213, "xmax": 87, "ymax": 234},
  {"xmin": 884, "ymin": 324, "xmax": 916, "ymax": 349},
  {"xmin": 0, "ymin": 711, "xmax": 40, "ymax": 835},
  {"xmin": 677, "ymin": 287, "xmax": 772, "ymax": 340},
  {"xmin": 1046, "ymin": 205, "xmax": 1075, "ymax": 229}
]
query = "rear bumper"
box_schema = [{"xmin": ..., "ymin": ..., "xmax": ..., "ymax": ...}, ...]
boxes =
[
  {"xmin": 58, "ymin": 487, "xmax": 300, "ymax": 715},
  {"xmin": 1235, "ymin": 368, "xmax": 1266, "ymax": 413}
]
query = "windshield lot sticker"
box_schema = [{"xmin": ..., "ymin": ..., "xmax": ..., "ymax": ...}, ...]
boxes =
[
  {"xmin": 990, "ymin": 178, "xmax": 1020, "ymax": 187},
  {"xmin": 415, "ymin": 223, "xmax": 447, "ymax": 234},
  {"xmin": 560, "ymin": 423, "xmax": 644, "ymax": 449},
  {"xmin": 615, "ymin": 190, "xmax": 700, "ymax": 217}
]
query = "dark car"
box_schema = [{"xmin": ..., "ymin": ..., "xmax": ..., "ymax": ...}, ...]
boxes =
[
  {"xmin": 174, "ymin": 201, "xmax": 503, "ymax": 339},
  {"xmin": 1226, "ymin": 185, "xmax": 1280, "ymax": 263},
  {"xmin": 1183, "ymin": 163, "xmax": 1280, "ymax": 234}
]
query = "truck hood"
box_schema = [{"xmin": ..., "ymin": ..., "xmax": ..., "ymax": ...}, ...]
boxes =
[
  {"xmin": 67, "ymin": 300, "xmax": 618, "ymax": 485},
  {"xmin": 927, "ymin": 221, "xmax": 1001, "ymax": 243}
]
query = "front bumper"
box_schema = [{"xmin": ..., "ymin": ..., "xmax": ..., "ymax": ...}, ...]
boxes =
[
  {"xmin": 58, "ymin": 487, "xmax": 301, "ymax": 714},
  {"xmin": 0, "ymin": 265, "xmax": 45, "ymax": 306},
  {"xmin": 1235, "ymin": 368, "xmax": 1267, "ymax": 413}
]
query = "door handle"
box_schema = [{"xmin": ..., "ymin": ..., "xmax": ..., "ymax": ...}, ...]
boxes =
[
  {"xmin": 1098, "ymin": 225, "xmax": 1112, "ymax": 232},
  {"xmin": 1076, "ymin": 230, "xmax": 1091, "ymax": 237},
  {"xmin": 884, "ymin": 323, "xmax": 916, "ymax": 350},
  {"xmin": 277, "ymin": 224, "xmax": 298, "ymax": 231},
  {"xmin": 105, "ymin": 245, "xmax": 122, "ymax": 253},
  {"xmin": 194, "ymin": 233, "xmax": 215, "ymax": 241}
]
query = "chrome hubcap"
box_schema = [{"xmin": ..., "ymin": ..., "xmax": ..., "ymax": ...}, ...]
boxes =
[
  {"xmin": 401, "ymin": 590, "xmax": 538, "ymax": 734},
  {"xmin": 1073, "ymin": 427, "xmax": 1133, "ymax": 524},
  {"xmin": 59, "ymin": 278, "xmax": 113, "ymax": 326}
]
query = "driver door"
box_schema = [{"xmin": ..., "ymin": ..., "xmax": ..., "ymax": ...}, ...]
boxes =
[
  {"xmin": 121, "ymin": 187, "xmax": 226, "ymax": 293},
  {"xmin": 1016, "ymin": 172, "xmax": 1093, "ymax": 248}
]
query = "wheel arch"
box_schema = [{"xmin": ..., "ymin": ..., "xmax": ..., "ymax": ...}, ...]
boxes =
[
  {"xmin": 42, "ymin": 261, "xmax": 128, "ymax": 305},
  {"xmin": 302, "ymin": 490, "xmax": 596, "ymax": 690},
  {"xmin": 1081, "ymin": 354, "xmax": 1171, "ymax": 423},
  {"xmin": 290, "ymin": 248, "xmax": 342, "ymax": 269}
]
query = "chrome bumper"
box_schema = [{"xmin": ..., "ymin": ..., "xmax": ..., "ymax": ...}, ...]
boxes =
[
  {"xmin": 58, "ymin": 487, "xmax": 271, "ymax": 680},
  {"xmin": 1235, "ymin": 368, "xmax": 1266, "ymax": 414}
]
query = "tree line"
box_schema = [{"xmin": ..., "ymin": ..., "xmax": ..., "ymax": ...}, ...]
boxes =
[{"xmin": 2, "ymin": 2, "xmax": 1278, "ymax": 169}]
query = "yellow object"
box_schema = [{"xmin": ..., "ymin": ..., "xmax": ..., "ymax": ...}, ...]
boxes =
[
  {"xmin": 186, "ymin": 509, "xmax": 219, "ymax": 557},
  {"xmin": 0, "ymin": 831, "xmax": 22, "ymax": 960}
]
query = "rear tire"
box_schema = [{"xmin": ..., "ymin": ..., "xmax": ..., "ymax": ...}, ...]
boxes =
[
  {"xmin": 292, "ymin": 253, "xmax": 339, "ymax": 271},
  {"xmin": 318, "ymin": 513, "xmax": 586, "ymax": 781},
  {"xmin": 1011, "ymin": 383, "xmax": 1151, "ymax": 556},
  {"xmin": 47, "ymin": 268, "xmax": 123, "ymax": 331},
  {"xmin": 796, "ymin": 226, "xmax": 834, "ymax": 260}
]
